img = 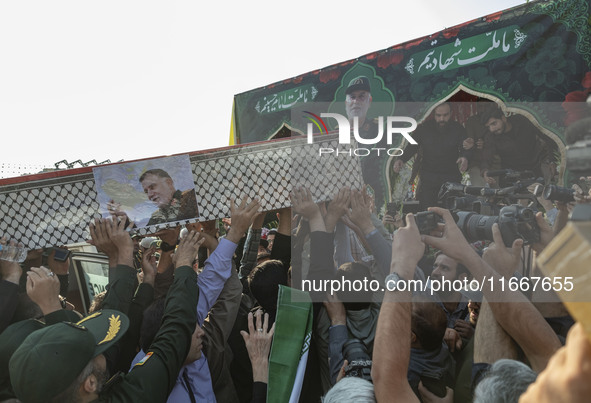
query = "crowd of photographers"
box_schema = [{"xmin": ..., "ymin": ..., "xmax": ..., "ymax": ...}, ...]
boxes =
[{"xmin": 1, "ymin": 114, "xmax": 591, "ymax": 402}]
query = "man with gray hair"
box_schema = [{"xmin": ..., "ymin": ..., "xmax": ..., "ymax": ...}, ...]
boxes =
[
  {"xmin": 139, "ymin": 168, "xmax": 198, "ymax": 225},
  {"xmin": 343, "ymin": 75, "xmax": 388, "ymax": 211},
  {"xmin": 473, "ymin": 359, "xmax": 537, "ymax": 403}
]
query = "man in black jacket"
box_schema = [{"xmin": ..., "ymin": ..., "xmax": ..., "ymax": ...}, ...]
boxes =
[{"xmin": 394, "ymin": 103, "xmax": 469, "ymax": 210}]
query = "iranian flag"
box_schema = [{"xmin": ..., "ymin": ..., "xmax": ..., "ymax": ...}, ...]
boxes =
[{"xmin": 267, "ymin": 285, "xmax": 313, "ymax": 403}]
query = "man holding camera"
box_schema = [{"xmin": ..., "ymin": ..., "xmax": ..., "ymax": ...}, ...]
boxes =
[{"xmin": 480, "ymin": 106, "xmax": 555, "ymax": 186}]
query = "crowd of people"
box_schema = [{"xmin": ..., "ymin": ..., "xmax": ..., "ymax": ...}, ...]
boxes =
[{"xmin": 1, "ymin": 119, "xmax": 591, "ymax": 402}]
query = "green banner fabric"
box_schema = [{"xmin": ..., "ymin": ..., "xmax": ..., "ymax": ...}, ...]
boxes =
[{"xmin": 267, "ymin": 285, "xmax": 313, "ymax": 403}]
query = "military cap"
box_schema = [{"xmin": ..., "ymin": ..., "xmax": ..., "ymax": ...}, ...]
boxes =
[
  {"xmin": 0, "ymin": 319, "xmax": 45, "ymax": 400},
  {"xmin": 346, "ymin": 76, "xmax": 371, "ymax": 94},
  {"xmin": 9, "ymin": 310, "xmax": 129, "ymax": 403}
]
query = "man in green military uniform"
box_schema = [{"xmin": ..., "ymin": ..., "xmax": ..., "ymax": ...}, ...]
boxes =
[
  {"xmin": 139, "ymin": 168, "xmax": 198, "ymax": 226},
  {"xmin": 9, "ymin": 230, "xmax": 204, "ymax": 403}
]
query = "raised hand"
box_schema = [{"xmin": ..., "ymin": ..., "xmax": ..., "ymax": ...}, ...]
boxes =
[
  {"xmin": 290, "ymin": 187, "xmax": 325, "ymax": 232},
  {"xmin": 347, "ymin": 189, "xmax": 375, "ymax": 235},
  {"xmin": 482, "ymin": 223, "xmax": 522, "ymax": 277},
  {"xmin": 105, "ymin": 217, "xmax": 134, "ymax": 267},
  {"xmin": 141, "ymin": 246, "xmax": 158, "ymax": 285},
  {"xmin": 26, "ymin": 266, "xmax": 61, "ymax": 315},
  {"xmin": 290, "ymin": 187, "xmax": 320, "ymax": 220},
  {"xmin": 421, "ymin": 207, "xmax": 478, "ymax": 266},
  {"xmin": 173, "ymin": 230, "xmax": 205, "ymax": 270},
  {"xmin": 89, "ymin": 218, "xmax": 119, "ymax": 263},
  {"xmin": 240, "ymin": 309, "xmax": 275, "ymax": 383},
  {"xmin": 226, "ymin": 198, "xmax": 261, "ymax": 244},
  {"xmin": 390, "ymin": 213, "xmax": 425, "ymax": 280},
  {"xmin": 324, "ymin": 187, "xmax": 350, "ymax": 232}
]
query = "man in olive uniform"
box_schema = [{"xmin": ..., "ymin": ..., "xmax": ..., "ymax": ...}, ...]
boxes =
[
  {"xmin": 140, "ymin": 168, "xmax": 198, "ymax": 226},
  {"xmin": 9, "ymin": 231, "xmax": 204, "ymax": 403},
  {"xmin": 344, "ymin": 75, "xmax": 388, "ymax": 211}
]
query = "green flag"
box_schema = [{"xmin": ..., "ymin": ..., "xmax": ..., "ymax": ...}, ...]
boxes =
[{"xmin": 267, "ymin": 285, "xmax": 313, "ymax": 403}]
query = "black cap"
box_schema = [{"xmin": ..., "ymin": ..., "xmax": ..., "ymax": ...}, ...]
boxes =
[{"xmin": 346, "ymin": 76, "xmax": 371, "ymax": 95}]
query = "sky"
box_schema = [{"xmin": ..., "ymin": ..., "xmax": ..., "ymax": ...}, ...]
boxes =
[{"xmin": 0, "ymin": 0, "xmax": 526, "ymax": 174}]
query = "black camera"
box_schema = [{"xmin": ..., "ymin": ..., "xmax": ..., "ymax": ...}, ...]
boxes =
[
  {"xmin": 52, "ymin": 247, "xmax": 71, "ymax": 262},
  {"xmin": 342, "ymin": 338, "xmax": 372, "ymax": 382},
  {"xmin": 386, "ymin": 202, "xmax": 401, "ymax": 217},
  {"xmin": 443, "ymin": 195, "xmax": 500, "ymax": 215},
  {"xmin": 542, "ymin": 185, "xmax": 575, "ymax": 203},
  {"xmin": 414, "ymin": 211, "xmax": 441, "ymax": 235},
  {"xmin": 455, "ymin": 204, "xmax": 540, "ymax": 247},
  {"xmin": 486, "ymin": 169, "xmax": 536, "ymax": 187}
]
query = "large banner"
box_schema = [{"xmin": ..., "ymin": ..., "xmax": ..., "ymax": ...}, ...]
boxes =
[{"xmin": 233, "ymin": 0, "xmax": 591, "ymax": 210}]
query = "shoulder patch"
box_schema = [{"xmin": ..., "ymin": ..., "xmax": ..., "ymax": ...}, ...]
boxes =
[{"xmin": 134, "ymin": 352, "xmax": 153, "ymax": 367}]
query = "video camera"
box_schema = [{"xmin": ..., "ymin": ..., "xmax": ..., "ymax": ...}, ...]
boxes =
[
  {"xmin": 455, "ymin": 205, "xmax": 540, "ymax": 247},
  {"xmin": 486, "ymin": 169, "xmax": 537, "ymax": 188},
  {"xmin": 439, "ymin": 170, "xmax": 542, "ymax": 211},
  {"xmin": 435, "ymin": 169, "xmax": 542, "ymax": 246}
]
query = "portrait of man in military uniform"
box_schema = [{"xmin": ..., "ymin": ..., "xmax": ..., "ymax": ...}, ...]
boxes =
[
  {"xmin": 94, "ymin": 154, "xmax": 198, "ymax": 228},
  {"xmin": 343, "ymin": 75, "xmax": 388, "ymax": 211}
]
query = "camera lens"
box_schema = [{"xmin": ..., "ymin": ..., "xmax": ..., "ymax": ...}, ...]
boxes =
[
  {"xmin": 455, "ymin": 211, "xmax": 498, "ymax": 243},
  {"xmin": 452, "ymin": 197, "xmax": 472, "ymax": 210},
  {"xmin": 543, "ymin": 185, "xmax": 575, "ymax": 203},
  {"xmin": 342, "ymin": 338, "xmax": 372, "ymax": 381},
  {"xmin": 342, "ymin": 338, "xmax": 371, "ymax": 363}
]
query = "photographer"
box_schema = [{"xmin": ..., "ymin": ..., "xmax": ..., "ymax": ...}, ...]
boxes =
[
  {"xmin": 480, "ymin": 106, "xmax": 556, "ymax": 186},
  {"xmin": 422, "ymin": 207, "xmax": 561, "ymax": 373},
  {"xmin": 429, "ymin": 252, "xmax": 472, "ymax": 352}
]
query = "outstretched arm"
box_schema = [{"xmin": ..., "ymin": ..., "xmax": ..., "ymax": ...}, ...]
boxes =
[{"xmin": 372, "ymin": 214, "xmax": 423, "ymax": 403}]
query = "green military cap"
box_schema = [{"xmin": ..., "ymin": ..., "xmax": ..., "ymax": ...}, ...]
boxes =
[
  {"xmin": 9, "ymin": 309, "xmax": 129, "ymax": 403},
  {"xmin": 346, "ymin": 76, "xmax": 371, "ymax": 94},
  {"xmin": 0, "ymin": 319, "xmax": 45, "ymax": 400}
]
